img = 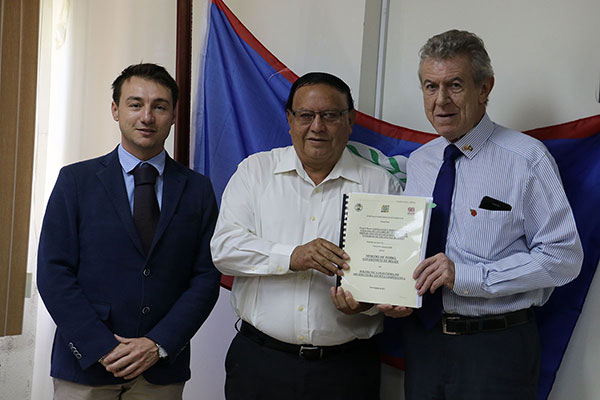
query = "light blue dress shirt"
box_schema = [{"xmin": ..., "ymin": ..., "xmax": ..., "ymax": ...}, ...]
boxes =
[
  {"xmin": 405, "ymin": 114, "xmax": 583, "ymax": 316},
  {"xmin": 117, "ymin": 145, "xmax": 165, "ymax": 213}
]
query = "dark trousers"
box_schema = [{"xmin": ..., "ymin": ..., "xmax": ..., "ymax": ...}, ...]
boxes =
[
  {"xmin": 225, "ymin": 331, "xmax": 381, "ymax": 400},
  {"xmin": 402, "ymin": 314, "xmax": 540, "ymax": 400}
]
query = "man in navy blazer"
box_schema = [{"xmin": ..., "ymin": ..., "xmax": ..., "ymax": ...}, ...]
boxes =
[{"xmin": 37, "ymin": 63, "xmax": 220, "ymax": 399}]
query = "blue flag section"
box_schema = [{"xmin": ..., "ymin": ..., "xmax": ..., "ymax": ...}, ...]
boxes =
[{"xmin": 194, "ymin": 1, "xmax": 600, "ymax": 398}]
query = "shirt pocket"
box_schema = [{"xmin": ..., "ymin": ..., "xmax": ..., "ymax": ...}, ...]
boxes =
[{"xmin": 457, "ymin": 208, "xmax": 518, "ymax": 259}]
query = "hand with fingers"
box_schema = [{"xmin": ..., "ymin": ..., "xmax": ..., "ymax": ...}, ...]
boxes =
[
  {"xmin": 376, "ymin": 304, "xmax": 414, "ymax": 318},
  {"xmin": 290, "ymin": 238, "xmax": 349, "ymax": 276},
  {"xmin": 375, "ymin": 253, "xmax": 455, "ymax": 318},
  {"xmin": 100, "ymin": 335, "xmax": 159, "ymax": 380},
  {"xmin": 329, "ymin": 286, "xmax": 372, "ymax": 315},
  {"xmin": 414, "ymin": 252, "xmax": 455, "ymax": 295}
]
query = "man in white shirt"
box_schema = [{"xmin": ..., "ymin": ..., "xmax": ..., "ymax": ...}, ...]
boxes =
[{"xmin": 211, "ymin": 72, "xmax": 400, "ymax": 399}]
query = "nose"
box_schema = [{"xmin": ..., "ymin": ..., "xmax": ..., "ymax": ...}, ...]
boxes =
[
  {"xmin": 309, "ymin": 113, "xmax": 325, "ymax": 131},
  {"xmin": 140, "ymin": 106, "xmax": 155, "ymax": 124},
  {"xmin": 436, "ymin": 86, "xmax": 451, "ymax": 106}
]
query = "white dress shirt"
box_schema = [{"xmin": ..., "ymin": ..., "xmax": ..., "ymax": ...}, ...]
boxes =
[
  {"xmin": 405, "ymin": 114, "xmax": 583, "ymax": 316},
  {"xmin": 211, "ymin": 146, "xmax": 401, "ymax": 345}
]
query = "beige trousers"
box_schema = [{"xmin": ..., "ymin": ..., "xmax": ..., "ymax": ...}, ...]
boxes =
[{"xmin": 53, "ymin": 376, "xmax": 185, "ymax": 400}]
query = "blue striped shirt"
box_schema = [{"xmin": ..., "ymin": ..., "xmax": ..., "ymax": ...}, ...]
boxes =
[{"xmin": 405, "ymin": 114, "xmax": 583, "ymax": 316}]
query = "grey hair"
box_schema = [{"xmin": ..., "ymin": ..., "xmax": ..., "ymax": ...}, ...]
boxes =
[{"xmin": 418, "ymin": 30, "xmax": 494, "ymax": 85}]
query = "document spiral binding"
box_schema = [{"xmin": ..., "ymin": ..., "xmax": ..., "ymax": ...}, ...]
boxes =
[{"xmin": 336, "ymin": 193, "xmax": 350, "ymax": 287}]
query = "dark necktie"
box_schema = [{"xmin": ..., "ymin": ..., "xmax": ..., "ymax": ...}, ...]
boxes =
[
  {"xmin": 133, "ymin": 163, "xmax": 160, "ymax": 255},
  {"xmin": 418, "ymin": 144, "xmax": 462, "ymax": 329}
]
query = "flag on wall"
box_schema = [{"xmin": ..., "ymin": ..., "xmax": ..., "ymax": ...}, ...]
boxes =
[{"xmin": 193, "ymin": 1, "xmax": 600, "ymax": 398}]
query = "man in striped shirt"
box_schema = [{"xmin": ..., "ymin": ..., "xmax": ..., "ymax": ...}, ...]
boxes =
[{"xmin": 378, "ymin": 30, "xmax": 583, "ymax": 400}]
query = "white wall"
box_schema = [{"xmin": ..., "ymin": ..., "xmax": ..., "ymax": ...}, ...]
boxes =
[
  {"xmin": 6, "ymin": 0, "xmax": 597, "ymax": 399},
  {"xmin": 381, "ymin": 0, "xmax": 600, "ymax": 132}
]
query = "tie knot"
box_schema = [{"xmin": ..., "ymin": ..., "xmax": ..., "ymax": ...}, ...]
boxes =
[
  {"xmin": 133, "ymin": 163, "xmax": 158, "ymax": 186},
  {"xmin": 444, "ymin": 145, "xmax": 462, "ymax": 162}
]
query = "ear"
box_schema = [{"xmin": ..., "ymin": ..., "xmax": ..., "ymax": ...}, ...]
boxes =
[
  {"xmin": 347, "ymin": 109, "xmax": 357, "ymax": 126},
  {"xmin": 111, "ymin": 101, "xmax": 119, "ymax": 121},
  {"xmin": 479, "ymin": 77, "xmax": 494, "ymax": 104},
  {"xmin": 286, "ymin": 109, "xmax": 294, "ymax": 131},
  {"xmin": 171, "ymin": 106, "xmax": 177, "ymax": 125}
]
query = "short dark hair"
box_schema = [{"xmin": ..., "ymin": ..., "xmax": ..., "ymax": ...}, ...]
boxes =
[
  {"xmin": 418, "ymin": 29, "xmax": 494, "ymax": 85},
  {"xmin": 111, "ymin": 63, "xmax": 179, "ymax": 106},
  {"xmin": 285, "ymin": 72, "xmax": 354, "ymax": 111}
]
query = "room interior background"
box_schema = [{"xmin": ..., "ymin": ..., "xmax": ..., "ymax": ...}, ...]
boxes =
[{"xmin": 1, "ymin": 1, "xmax": 598, "ymax": 399}]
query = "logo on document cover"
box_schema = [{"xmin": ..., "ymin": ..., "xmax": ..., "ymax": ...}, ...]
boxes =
[
  {"xmin": 407, "ymin": 207, "xmax": 416, "ymax": 215},
  {"xmin": 354, "ymin": 203, "xmax": 363, "ymax": 212}
]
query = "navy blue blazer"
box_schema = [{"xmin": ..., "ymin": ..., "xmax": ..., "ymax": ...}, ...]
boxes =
[{"xmin": 37, "ymin": 148, "xmax": 221, "ymax": 386}]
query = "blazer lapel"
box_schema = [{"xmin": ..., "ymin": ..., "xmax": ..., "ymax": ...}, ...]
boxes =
[
  {"xmin": 150, "ymin": 156, "xmax": 187, "ymax": 253},
  {"xmin": 96, "ymin": 148, "xmax": 145, "ymax": 256}
]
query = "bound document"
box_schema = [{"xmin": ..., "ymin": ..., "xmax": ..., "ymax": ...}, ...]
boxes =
[{"xmin": 338, "ymin": 193, "xmax": 432, "ymax": 307}]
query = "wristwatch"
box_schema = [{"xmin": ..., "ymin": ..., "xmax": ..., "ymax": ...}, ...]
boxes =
[{"xmin": 155, "ymin": 343, "xmax": 168, "ymax": 359}]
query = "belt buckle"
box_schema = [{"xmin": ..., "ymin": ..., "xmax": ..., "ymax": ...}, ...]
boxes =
[
  {"xmin": 299, "ymin": 345, "xmax": 323, "ymax": 360},
  {"xmin": 442, "ymin": 315, "xmax": 461, "ymax": 335}
]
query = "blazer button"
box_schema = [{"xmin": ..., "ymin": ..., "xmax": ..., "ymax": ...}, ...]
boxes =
[
  {"xmin": 141, "ymin": 306, "xmax": 151, "ymax": 315},
  {"xmin": 143, "ymin": 268, "xmax": 151, "ymax": 277}
]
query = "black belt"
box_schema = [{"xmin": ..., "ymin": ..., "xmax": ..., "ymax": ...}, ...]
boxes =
[
  {"xmin": 240, "ymin": 321, "xmax": 365, "ymax": 360},
  {"xmin": 441, "ymin": 308, "xmax": 534, "ymax": 335}
]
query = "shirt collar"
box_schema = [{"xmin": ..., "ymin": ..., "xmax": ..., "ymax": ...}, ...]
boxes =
[
  {"xmin": 118, "ymin": 144, "xmax": 166, "ymax": 176},
  {"xmin": 273, "ymin": 146, "xmax": 362, "ymax": 185},
  {"xmin": 451, "ymin": 113, "xmax": 494, "ymax": 159}
]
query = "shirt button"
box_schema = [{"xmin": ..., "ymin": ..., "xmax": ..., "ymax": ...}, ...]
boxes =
[
  {"xmin": 314, "ymin": 188, "xmax": 320, "ymax": 193},
  {"xmin": 141, "ymin": 306, "xmax": 151, "ymax": 315},
  {"xmin": 310, "ymin": 216, "xmax": 316, "ymax": 221},
  {"xmin": 298, "ymin": 306, "xmax": 304, "ymax": 312},
  {"xmin": 463, "ymin": 290, "xmax": 469, "ymax": 295},
  {"xmin": 143, "ymin": 268, "xmax": 151, "ymax": 277},
  {"xmin": 299, "ymin": 335, "xmax": 304, "ymax": 341}
]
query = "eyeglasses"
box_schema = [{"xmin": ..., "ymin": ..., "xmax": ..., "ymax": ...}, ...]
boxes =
[{"xmin": 289, "ymin": 109, "xmax": 350, "ymax": 124}]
